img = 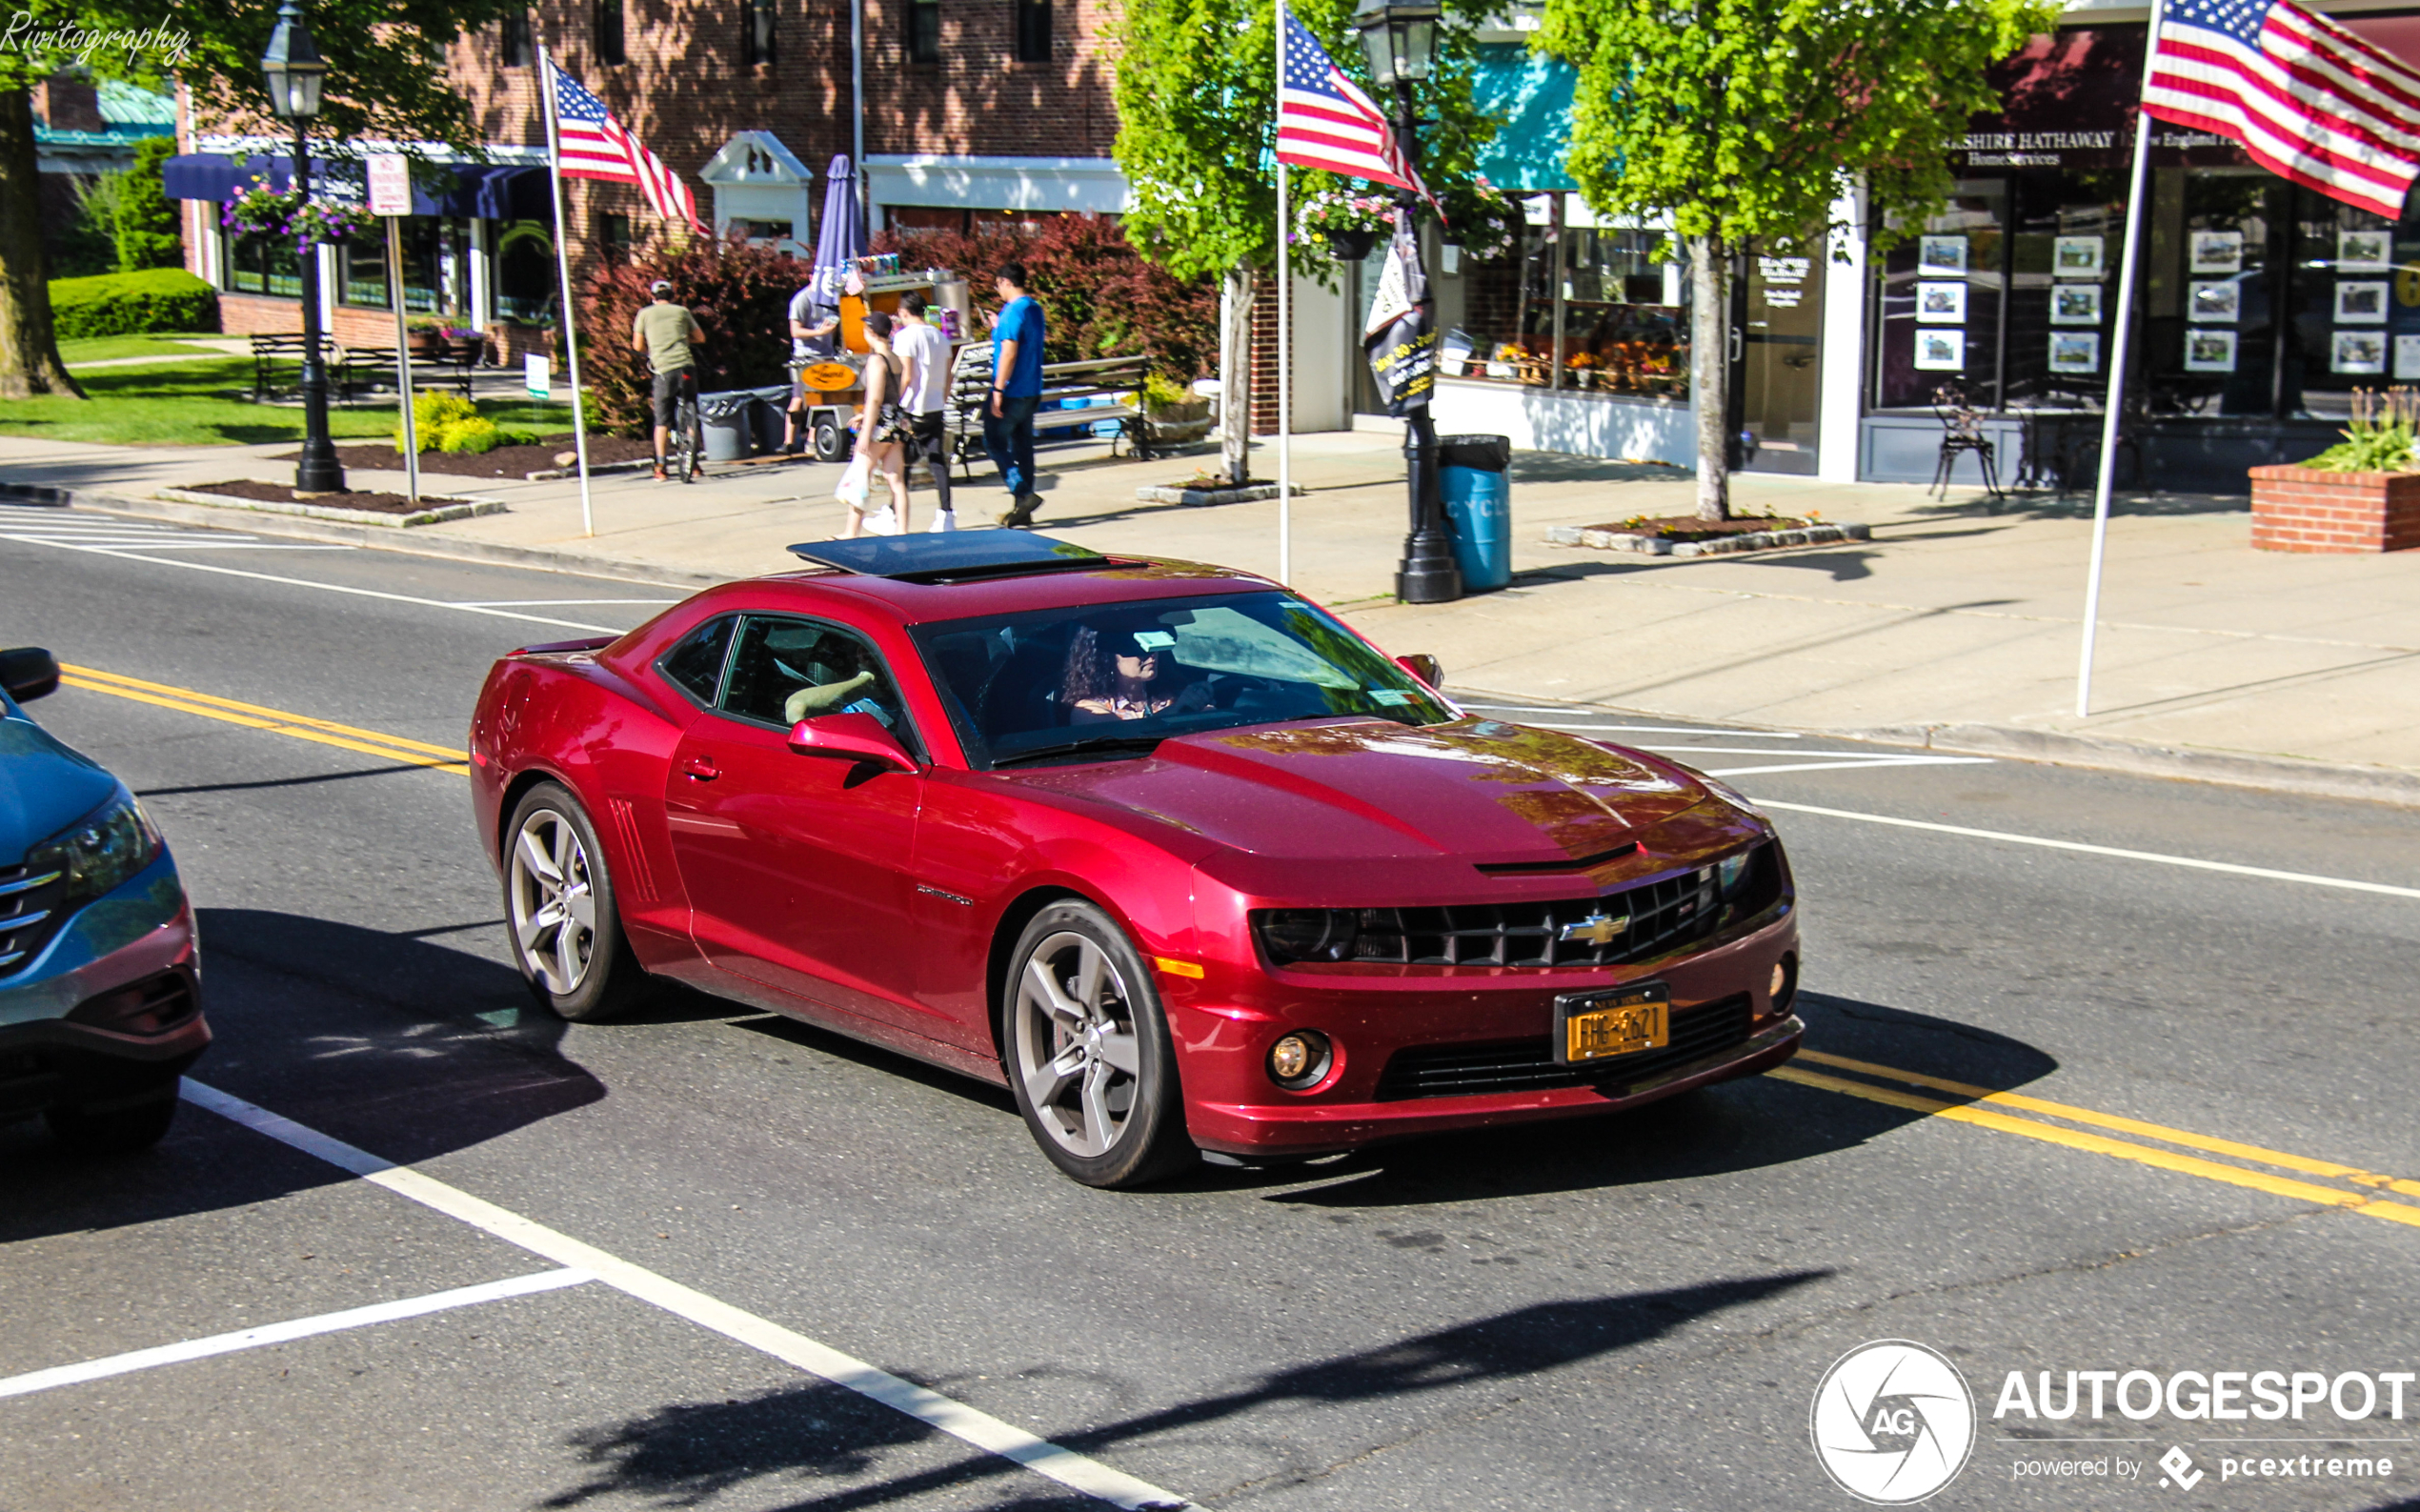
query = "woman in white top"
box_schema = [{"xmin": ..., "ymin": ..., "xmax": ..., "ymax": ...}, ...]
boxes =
[{"xmin": 844, "ymin": 312, "xmax": 913, "ymax": 536}]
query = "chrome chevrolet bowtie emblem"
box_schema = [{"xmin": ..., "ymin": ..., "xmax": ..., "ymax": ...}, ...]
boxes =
[{"xmin": 1560, "ymin": 913, "xmax": 1629, "ymax": 946}]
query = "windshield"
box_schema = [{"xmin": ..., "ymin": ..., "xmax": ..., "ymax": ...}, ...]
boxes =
[{"xmin": 910, "ymin": 591, "xmax": 1457, "ymax": 768}]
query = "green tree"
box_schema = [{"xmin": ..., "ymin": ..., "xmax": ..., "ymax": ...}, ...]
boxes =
[
  {"xmin": 1536, "ymin": 0, "xmax": 2051, "ymax": 518},
  {"xmin": 1110, "ymin": 0, "xmax": 1502, "ymax": 484},
  {"xmin": 1, "ymin": 0, "xmax": 522, "ymax": 399},
  {"xmin": 111, "ymin": 136, "xmax": 184, "ymax": 272}
]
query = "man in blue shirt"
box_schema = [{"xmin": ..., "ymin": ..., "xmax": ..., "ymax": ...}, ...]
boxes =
[{"xmin": 986, "ymin": 262, "xmax": 1047, "ymax": 527}]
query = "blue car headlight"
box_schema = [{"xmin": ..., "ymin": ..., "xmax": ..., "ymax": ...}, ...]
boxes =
[{"xmin": 28, "ymin": 794, "xmax": 163, "ymax": 909}]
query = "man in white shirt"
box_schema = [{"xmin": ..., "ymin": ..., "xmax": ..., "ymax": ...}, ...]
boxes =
[
  {"xmin": 893, "ymin": 291, "xmax": 955, "ymax": 527},
  {"xmin": 784, "ymin": 281, "xmax": 839, "ymax": 455}
]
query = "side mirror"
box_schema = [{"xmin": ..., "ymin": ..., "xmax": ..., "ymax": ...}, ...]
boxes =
[
  {"xmin": 1396, "ymin": 653, "xmax": 1442, "ymax": 689},
  {"xmin": 787, "ymin": 711, "xmax": 918, "ymax": 771},
  {"xmin": 0, "ymin": 647, "xmax": 60, "ymax": 703}
]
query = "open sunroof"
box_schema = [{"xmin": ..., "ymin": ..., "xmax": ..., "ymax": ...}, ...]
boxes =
[{"xmin": 787, "ymin": 532, "xmax": 1110, "ymax": 583}]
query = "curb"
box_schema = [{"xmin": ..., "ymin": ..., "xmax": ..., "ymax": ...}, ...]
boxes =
[
  {"xmin": 1841, "ymin": 721, "xmax": 2420, "ymax": 809},
  {"xmin": 1544, "ymin": 521, "xmax": 1872, "ymax": 556},
  {"xmin": 154, "ymin": 486, "xmax": 507, "ymax": 529},
  {"xmin": 1135, "ymin": 481, "xmax": 1306, "ymax": 506},
  {"xmin": 0, "ymin": 480, "xmax": 732, "ymax": 591}
]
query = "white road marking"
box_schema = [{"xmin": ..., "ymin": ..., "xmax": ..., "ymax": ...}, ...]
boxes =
[
  {"xmin": 0, "ymin": 508, "xmax": 357, "ymax": 555},
  {"xmin": 9, "ymin": 540, "xmax": 355, "ymax": 552},
  {"xmin": 1755, "ymin": 798, "xmax": 2420, "ymax": 900},
  {"xmin": 448, "ymin": 598, "xmax": 680, "ymax": 608},
  {"xmin": 179, "ymin": 1081, "xmax": 1200, "ymax": 1511},
  {"xmin": 0, "ymin": 1268, "xmax": 594, "ymax": 1400},
  {"xmin": 1706, "ymin": 757, "xmax": 1997, "ymax": 777}
]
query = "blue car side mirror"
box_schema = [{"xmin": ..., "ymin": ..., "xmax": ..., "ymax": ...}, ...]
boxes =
[{"xmin": 1, "ymin": 647, "xmax": 60, "ymax": 703}]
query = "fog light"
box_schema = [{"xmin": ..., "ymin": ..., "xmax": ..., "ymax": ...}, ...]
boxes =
[
  {"xmin": 1267, "ymin": 1030, "xmax": 1332, "ymax": 1090},
  {"xmin": 1770, "ymin": 963, "xmax": 1786, "ymax": 998}
]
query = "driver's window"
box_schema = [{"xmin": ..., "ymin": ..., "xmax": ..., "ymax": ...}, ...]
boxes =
[{"xmin": 719, "ymin": 616, "xmax": 915, "ymax": 747}]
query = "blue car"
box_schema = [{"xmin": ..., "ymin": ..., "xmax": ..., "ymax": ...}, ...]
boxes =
[{"xmin": 1, "ymin": 647, "xmax": 206, "ymax": 1153}]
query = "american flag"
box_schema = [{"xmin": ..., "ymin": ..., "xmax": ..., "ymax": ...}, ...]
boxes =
[
  {"xmin": 2144, "ymin": 0, "xmax": 2420, "ymax": 219},
  {"xmin": 547, "ymin": 60, "xmax": 703, "ymax": 232},
  {"xmin": 1276, "ymin": 8, "xmax": 1433, "ymax": 205}
]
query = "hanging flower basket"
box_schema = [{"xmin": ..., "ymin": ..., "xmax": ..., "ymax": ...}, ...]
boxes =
[
  {"xmin": 1321, "ymin": 227, "xmax": 1381, "ymax": 261},
  {"xmin": 219, "ymin": 175, "xmax": 363, "ymax": 246},
  {"xmin": 1295, "ymin": 189, "xmax": 1394, "ymax": 262}
]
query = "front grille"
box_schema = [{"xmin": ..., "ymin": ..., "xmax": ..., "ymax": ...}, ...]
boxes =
[
  {"xmin": 1341, "ymin": 844, "xmax": 1780, "ymax": 969},
  {"xmin": 1374, "ymin": 994, "xmax": 1756, "ymax": 1100},
  {"xmin": 0, "ymin": 861, "xmax": 70, "ymax": 977}
]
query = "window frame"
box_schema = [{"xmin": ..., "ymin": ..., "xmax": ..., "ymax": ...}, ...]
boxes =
[
  {"xmin": 741, "ymin": 0, "xmax": 777, "ymax": 68},
  {"xmin": 1012, "ymin": 0, "xmax": 1049, "ymax": 63},
  {"xmin": 715, "ymin": 614, "xmax": 924, "ymax": 759},
  {"xmin": 501, "ymin": 10, "xmax": 534, "ymax": 67},
  {"xmin": 595, "ymin": 0, "xmax": 626, "ymax": 65},
  {"xmin": 655, "ymin": 614, "xmax": 742, "ymax": 709},
  {"xmin": 904, "ymin": 0, "xmax": 940, "ymax": 64}
]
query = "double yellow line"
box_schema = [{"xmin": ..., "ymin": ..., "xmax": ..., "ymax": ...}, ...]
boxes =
[
  {"xmin": 1773, "ymin": 1051, "xmax": 2420, "ymax": 1230},
  {"xmin": 50, "ymin": 663, "xmax": 2420, "ymax": 1230},
  {"xmin": 59, "ymin": 663, "xmax": 470, "ymax": 776}
]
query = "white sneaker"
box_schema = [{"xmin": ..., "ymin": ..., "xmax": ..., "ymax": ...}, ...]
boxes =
[
  {"xmin": 863, "ymin": 505, "xmax": 901, "ymax": 535},
  {"xmin": 928, "ymin": 509, "xmax": 958, "ymax": 533}
]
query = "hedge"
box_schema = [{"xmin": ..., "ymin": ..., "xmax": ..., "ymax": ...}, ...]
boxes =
[{"xmin": 50, "ymin": 268, "xmax": 220, "ymax": 339}]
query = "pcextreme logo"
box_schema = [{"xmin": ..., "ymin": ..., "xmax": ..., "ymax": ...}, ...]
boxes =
[{"xmin": 1811, "ymin": 1341, "xmax": 1978, "ymax": 1504}]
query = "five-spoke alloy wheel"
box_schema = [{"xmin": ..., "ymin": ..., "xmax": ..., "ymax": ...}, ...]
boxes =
[
  {"xmin": 1004, "ymin": 900, "xmax": 1194, "ymax": 1188},
  {"xmin": 505, "ymin": 783, "xmax": 648, "ymax": 1021}
]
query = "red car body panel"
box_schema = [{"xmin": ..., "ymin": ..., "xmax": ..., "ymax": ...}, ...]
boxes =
[{"xmin": 470, "ymin": 560, "xmax": 1802, "ymax": 1158}]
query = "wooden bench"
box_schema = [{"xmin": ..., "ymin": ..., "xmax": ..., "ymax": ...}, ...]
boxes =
[
  {"xmin": 252, "ymin": 333, "xmax": 477, "ymax": 403},
  {"xmin": 943, "ymin": 347, "xmax": 1164, "ymax": 476},
  {"xmin": 249, "ymin": 333, "xmax": 344, "ymax": 402}
]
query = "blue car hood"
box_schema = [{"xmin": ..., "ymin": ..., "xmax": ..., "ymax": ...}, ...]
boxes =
[{"xmin": 0, "ymin": 711, "xmax": 117, "ymax": 867}]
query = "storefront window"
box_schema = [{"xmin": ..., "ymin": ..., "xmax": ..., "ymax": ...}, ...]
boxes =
[
  {"xmin": 2286, "ymin": 190, "xmax": 2399, "ymax": 420},
  {"xmin": 2142, "ymin": 168, "xmax": 2274, "ymax": 417},
  {"xmin": 337, "ymin": 218, "xmax": 447, "ymax": 313},
  {"xmin": 221, "ymin": 229, "xmax": 302, "ymax": 299},
  {"xmin": 1876, "ymin": 184, "xmax": 2007, "ymax": 411},
  {"xmin": 494, "ymin": 218, "xmax": 556, "ymax": 326},
  {"xmin": 1446, "ymin": 212, "xmax": 1689, "ymax": 398}
]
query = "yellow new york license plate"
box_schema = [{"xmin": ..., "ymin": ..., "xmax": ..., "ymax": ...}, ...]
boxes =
[{"xmin": 1556, "ymin": 983, "xmax": 1670, "ymax": 1064}]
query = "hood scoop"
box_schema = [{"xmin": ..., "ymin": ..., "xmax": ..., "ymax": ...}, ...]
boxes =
[{"xmin": 1472, "ymin": 842, "xmax": 1641, "ymax": 876}]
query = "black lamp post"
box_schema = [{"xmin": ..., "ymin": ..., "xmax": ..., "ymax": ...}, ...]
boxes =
[
  {"xmin": 1354, "ymin": 0, "xmax": 1459, "ymax": 604},
  {"xmin": 263, "ymin": 0, "xmax": 345, "ymax": 494}
]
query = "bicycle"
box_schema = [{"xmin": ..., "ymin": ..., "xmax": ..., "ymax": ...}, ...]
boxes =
[{"xmin": 668, "ymin": 385, "xmax": 704, "ymax": 483}]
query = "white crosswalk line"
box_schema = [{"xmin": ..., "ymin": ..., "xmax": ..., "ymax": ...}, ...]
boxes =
[{"xmin": 0, "ymin": 507, "xmax": 355, "ymax": 554}]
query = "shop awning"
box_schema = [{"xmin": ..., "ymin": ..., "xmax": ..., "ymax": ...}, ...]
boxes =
[
  {"xmin": 165, "ymin": 153, "xmax": 553, "ymax": 219},
  {"xmin": 1473, "ymin": 44, "xmax": 1577, "ymax": 192}
]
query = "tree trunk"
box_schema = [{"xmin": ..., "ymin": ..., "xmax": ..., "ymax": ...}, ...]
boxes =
[
  {"xmin": 1688, "ymin": 233, "xmax": 1728, "ymax": 521},
  {"xmin": 1218, "ymin": 263, "xmax": 1258, "ymax": 486},
  {"xmin": 0, "ymin": 89, "xmax": 85, "ymax": 401}
]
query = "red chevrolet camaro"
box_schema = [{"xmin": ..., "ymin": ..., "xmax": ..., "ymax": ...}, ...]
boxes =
[{"xmin": 469, "ymin": 534, "xmax": 1803, "ymax": 1187}]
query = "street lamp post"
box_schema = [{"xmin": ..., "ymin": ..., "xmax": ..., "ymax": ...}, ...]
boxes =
[
  {"xmin": 1355, "ymin": 0, "xmax": 1460, "ymax": 604},
  {"xmin": 262, "ymin": 0, "xmax": 346, "ymax": 495}
]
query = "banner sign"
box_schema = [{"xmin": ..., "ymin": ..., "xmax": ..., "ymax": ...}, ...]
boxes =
[{"xmin": 1362, "ymin": 213, "xmax": 1436, "ymax": 415}]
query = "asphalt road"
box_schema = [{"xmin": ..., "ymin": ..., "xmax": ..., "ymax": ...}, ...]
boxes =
[{"xmin": 4, "ymin": 501, "xmax": 2419, "ymax": 1511}]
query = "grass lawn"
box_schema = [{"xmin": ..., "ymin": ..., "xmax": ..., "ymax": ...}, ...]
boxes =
[
  {"xmin": 0, "ymin": 356, "xmax": 579, "ymax": 447},
  {"xmin": 58, "ymin": 333, "xmax": 232, "ymax": 366}
]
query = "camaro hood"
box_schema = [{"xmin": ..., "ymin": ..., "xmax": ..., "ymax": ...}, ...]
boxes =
[
  {"xmin": 1008, "ymin": 717, "xmax": 1709, "ymax": 863},
  {"xmin": 0, "ymin": 713, "xmax": 116, "ymax": 867}
]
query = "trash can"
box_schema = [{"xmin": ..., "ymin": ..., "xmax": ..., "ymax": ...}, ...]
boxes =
[
  {"xmin": 698, "ymin": 390, "xmax": 755, "ymax": 462},
  {"xmin": 1438, "ymin": 433, "xmax": 1513, "ymax": 592},
  {"xmin": 749, "ymin": 385, "xmax": 793, "ymax": 456}
]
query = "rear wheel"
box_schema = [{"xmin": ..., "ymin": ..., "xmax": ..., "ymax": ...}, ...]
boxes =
[
  {"xmin": 1002, "ymin": 900, "xmax": 1196, "ymax": 1189},
  {"xmin": 812, "ymin": 413, "xmax": 849, "ymax": 462},
  {"xmin": 47, "ymin": 1085, "xmax": 178, "ymax": 1155},
  {"xmin": 674, "ymin": 396, "xmax": 703, "ymax": 482},
  {"xmin": 505, "ymin": 783, "xmax": 650, "ymax": 1022}
]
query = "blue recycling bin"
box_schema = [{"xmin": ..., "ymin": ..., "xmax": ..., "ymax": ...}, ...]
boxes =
[{"xmin": 1439, "ymin": 433, "xmax": 1512, "ymax": 592}]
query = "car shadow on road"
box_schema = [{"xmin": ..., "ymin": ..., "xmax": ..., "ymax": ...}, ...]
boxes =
[
  {"xmin": 1209, "ymin": 992, "xmax": 2057, "ymax": 1209},
  {"xmin": 536, "ymin": 1269, "xmax": 1825, "ymax": 1511},
  {"xmin": 0, "ymin": 907, "xmax": 610, "ymax": 1243}
]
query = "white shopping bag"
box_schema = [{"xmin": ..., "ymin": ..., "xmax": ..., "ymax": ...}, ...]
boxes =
[{"xmin": 833, "ymin": 452, "xmax": 871, "ymax": 508}]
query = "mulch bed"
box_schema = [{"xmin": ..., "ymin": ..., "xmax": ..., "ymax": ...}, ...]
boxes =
[
  {"xmin": 1583, "ymin": 514, "xmax": 1817, "ymax": 543},
  {"xmin": 188, "ymin": 479, "xmax": 472, "ymax": 515},
  {"xmin": 272, "ymin": 433, "xmax": 657, "ymax": 478}
]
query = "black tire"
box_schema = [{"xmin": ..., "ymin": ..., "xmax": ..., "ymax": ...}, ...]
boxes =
[
  {"xmin": 676, "ymin": 401, "xmax": 703, "ymax": 483},
  {"xmin": 812, "ymin": 415, "xmax": 849, "ymax": 462},
  {"xmin": 47, "ymin": 1086, "xmax": 178, "ymax": 1155},
  {"xmin": 1001, "ymin": 899, "xmax": 1196, "ymax": 1189},
  {"xmin": 503, "ymin": 782, "xmax": 652, "ymax": 1023}
]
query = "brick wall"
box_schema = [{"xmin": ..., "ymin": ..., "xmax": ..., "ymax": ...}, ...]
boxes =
[
  {"xmin": 862, "ymin": 0, "xmax": 1118, "ymax": 158},
  {"xmin": 1248, "ymin": 277, "xmax": 1283, "ymax": 436},
  {"xmin": 2247, "ymin": 465, "xmax": 2420, "ymax": 553}
]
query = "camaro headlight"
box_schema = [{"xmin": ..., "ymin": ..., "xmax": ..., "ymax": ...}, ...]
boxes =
[
  {"xmin": 1254, "ymin": 908, "xmax": 1362, "ymax": 965},
  {"xmin": 28, "ymin": 793, "xmax": 162, "ymax": 909}
]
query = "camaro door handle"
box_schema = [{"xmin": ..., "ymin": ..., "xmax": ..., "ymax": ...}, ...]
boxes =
[{"xmin": 681, "ymin": 755, "xmax": 718, "ymax": 780}]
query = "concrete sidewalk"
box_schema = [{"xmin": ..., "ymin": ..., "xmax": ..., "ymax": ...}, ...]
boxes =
[{"xmin": 3, "ymin": 423, "xmax": 2415, "ymax": 802}]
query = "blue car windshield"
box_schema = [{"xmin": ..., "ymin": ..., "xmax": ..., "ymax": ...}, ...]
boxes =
[{"xmin": 910, "ymin": 591, "xmax": 1456, "ymax": 768}]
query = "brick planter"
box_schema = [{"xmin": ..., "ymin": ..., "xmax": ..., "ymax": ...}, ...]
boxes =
[{"xmin": 2249, "ymin": 465, "xmax": 2420, "ymax": 553}]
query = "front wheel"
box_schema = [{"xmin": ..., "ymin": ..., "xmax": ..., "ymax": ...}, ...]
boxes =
[
  {"xmin": 1003, "ymin": 900, "xmax": 1196, "ymax": 1189},
  {"xmin": 504, "ymin": 783, "xmax": 651, "ymax": 1022},
  {"xmin": 676, "ymin": 399, "xmax": 703, "ymax": 483}
]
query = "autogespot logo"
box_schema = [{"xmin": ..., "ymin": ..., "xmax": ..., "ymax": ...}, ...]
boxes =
[{"xmin": 1811, "ymin": 1341, "xmax": 1978, "ymax": 1503}]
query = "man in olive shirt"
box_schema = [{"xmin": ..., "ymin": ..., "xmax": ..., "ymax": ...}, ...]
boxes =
[{"xmin": 632, "ymin": 280, "xmax": 706, "ymax": 481}]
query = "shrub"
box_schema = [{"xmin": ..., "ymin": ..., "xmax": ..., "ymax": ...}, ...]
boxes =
[
  {"xmin": 871, "ymin": 217, "xmax": 1219, "ymax": 381},
  {"xmin": 111, "ymin": 138, "xmax": 183, "ymax": 272},
  {"xmin": 582, "ymin": 233, "xmax": 804, "ymax": 439},
  {"xmin": 396, "ymin": 391, "xmax": 478, "ymax": 453},
  {"xmin": 435, "ymin": 416, "xmax": 503, "ymax": 454},
  {"xmin": 48, "ymin": 268, "xmax": 218, "ymax": 338}
]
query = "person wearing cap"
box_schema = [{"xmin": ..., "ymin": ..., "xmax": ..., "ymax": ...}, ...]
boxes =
[
  {"xmin": 785, "ymin": 278, "xmax": 840, "ymax": 454},
  {"xmin": 632, "ymin": 280, "xmax": 706, "ymax": 482}
]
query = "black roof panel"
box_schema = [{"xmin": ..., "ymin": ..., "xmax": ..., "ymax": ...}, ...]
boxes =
[{"xmin": 786, "ymin": 532, "xmax": 1109, "ymax": 583}]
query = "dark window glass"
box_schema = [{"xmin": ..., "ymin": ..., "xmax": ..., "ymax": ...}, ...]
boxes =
[
  {"xmin": 1014, "ymin": 0, "xmax": 1048, "ymax": 63},
  {"xmin": 721, "ymin": 617, "xmax": 915, "ymax": 749},
  {"xmin": 501, "ymin": 10, "xmax": 533, "ymax": 67},
  {"xmin": 742, "ymin": 0, "xmax": 776, "ymax": 66},
  {"xmin": 1874, "ymin": 181, "xmax": 2007, "ymax": 411},
  {"xmin": 905, "ymin": 0, "xmax": 940, "ymax": 63},
  {"xmin": 494, "ymin": 218, "xmax": 556, "ymax": 326},
  {"xmin": 598, "ymin": 212, "xmax": 633, "ymax": 264},
  {"xmin": 660, "ymin": 616, "xmax": 737, "ymax": 704},
  {"xmin": 222, "ymin": 229, "xmax": 301, "ymax": 298},
  {"xmin": 596, "ymin": 0, "xmax": 626, "ymax": 64}
]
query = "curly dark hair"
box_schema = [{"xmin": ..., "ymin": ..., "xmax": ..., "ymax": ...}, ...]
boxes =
[{"xmin": 1059, "ymin": 626, "xmax": 1116, "ymax": 705}]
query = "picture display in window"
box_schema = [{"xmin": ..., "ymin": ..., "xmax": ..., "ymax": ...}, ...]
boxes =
[
  {"xmin": 2142, "ymin": 167, "xmax": 2272, "ymax": 417},
  {"xmin": 743, "ymin": 0, "xmax": 776, "ymax": 66},
  {"xmin": 595, "ymin": 0, "xmax": 626, "ymax": 65},
  {"xmin": 905, "ymin": 0, "xmax": 940, "ymax": 62},
  {"xmin": 501, "ymin": 10, "xmax": 533, "ymax": 66},
  {"xmin": 2290, "ymin": 188, "xmax": 2400, "ymax": 419},
  {"xmin": 1878, "ymin": 188, "xmax": 2002, "ymax": 408},
  {"xmin": 1015, "ymin": 0, "xmax": 1050, "ymax": 63}
]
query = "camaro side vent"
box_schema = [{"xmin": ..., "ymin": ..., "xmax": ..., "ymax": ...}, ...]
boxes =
[
  {"xmin": 0, "ymin": 861, "xmax": 70, "ymax": 977},
  {"xmin": 1348, "ymin": 845, "xmax": 1781, "ymax": 969},
  {"xmin": 1373, "ymin": 995, "xmax": 1755, "ymax": 1100},
  {"xmin": 606, "ymin": 798, "xmax": 657, "ymax": 905}
]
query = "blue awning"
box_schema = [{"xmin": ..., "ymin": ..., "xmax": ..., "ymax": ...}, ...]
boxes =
[
  {"xmin": 165, "ymin": 153, "xmax": 553, "ymax": 219},
  {"xmin": 1473, "ymin": 44, "xmax": 1577, "ymax": 192}
]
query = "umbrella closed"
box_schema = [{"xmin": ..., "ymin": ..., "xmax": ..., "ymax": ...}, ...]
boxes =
[{"xmin": 809, "ymin": 154, "xmax": 866, "ymax": 328}]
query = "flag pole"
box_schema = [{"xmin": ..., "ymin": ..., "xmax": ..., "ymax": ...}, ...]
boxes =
[
  {"xmin": 1278, "ymin": 171, "xmax": 1294, "ymax": 587},
  {"xmin": 539, "ymin": 45, "xmax": 596, "ymax": 539},
  {"xmin": 2076, "ymin": 0, "xmax": 2165, "ymax": 717}
]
